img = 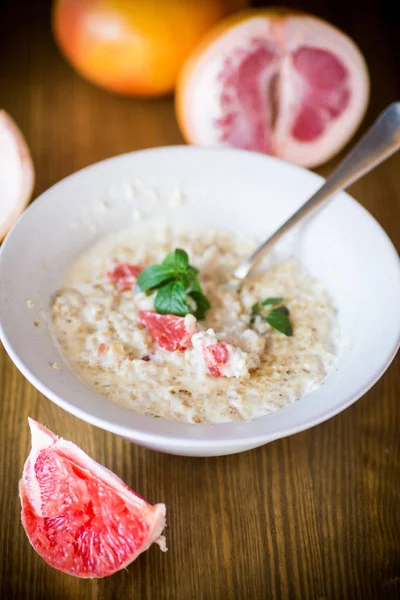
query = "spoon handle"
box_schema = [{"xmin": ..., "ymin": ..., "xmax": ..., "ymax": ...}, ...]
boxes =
[{"xmin": 233, "ymin": 102, "xmax": 400, "ymax": 281}]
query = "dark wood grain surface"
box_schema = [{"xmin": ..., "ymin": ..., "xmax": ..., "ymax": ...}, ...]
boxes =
[{"xmin": 1, "ymin": 1, "xmax": 399, "ymax": 599}]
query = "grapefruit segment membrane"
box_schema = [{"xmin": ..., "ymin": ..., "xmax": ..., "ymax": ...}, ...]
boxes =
[
  {"xmin": 19, "ymin": 419, "xmax": 167, "ymax": 578},
  {"xmin": 176, "ymin": 10, "xmax": 369, "ymax": 167}
]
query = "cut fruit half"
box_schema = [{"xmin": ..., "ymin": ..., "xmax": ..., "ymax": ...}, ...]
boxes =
[
  {"xmin": 176, "ymin": 10, "xmax": 370, "ymax": 168},
  {"xmin": 0, "ymin": 111, "xmax": 34, "ymax": 240},
  {"xmin": 19, "ymin": 419, "xmax": 167, "ymax": 578}
]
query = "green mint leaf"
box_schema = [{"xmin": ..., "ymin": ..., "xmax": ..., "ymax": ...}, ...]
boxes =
[
  {"xmin": 186, "ymin": 265, "xmax": 202, "ymax": 293},
  {"xmin": 137, "ymin": 265, "xmax": 176, "ymax": 292},
  {"xmin": 262, "ymin": 297, "xmax": 284, "ymax": 306},
  {"xmin": 187, "ymin": 265, "xmax": 199, "ymax": 278},
  {"xmin": 179, "ymin": 272, "xmax": 201, "ymax": 291},
  {"xmin": 175, "ymin": 248, "xmax": 189, "ymax": 270},
  {"xmin": 265, "ymin": 309, "xmax": 293, "ymax": 336},
  {"xmin": 179, "ymin": 272, "xmax": 190, "ymax": 290},
  {"xmin": 162, "ymin": 251, "xmax": 178, "ymax": 269},
  {"xmin": 155, "ymin": 281, "xmax": 191, "ymax": 316},
  {"xmin": 274, "ymin": 306, "xmax": 289, "ymax": 316},
  {"xmin": 162, "ymin": 248, "xmax": 189, "ymax": 271},
  {"xmin": 190, "ymin": 279, "xmax": 202, "ymax": 293},
  {"xmin": 179, "ymin": 266, "xmax": 202, "ymax": 293},
  {"xmin": 189, "ymin": 291, "xmax": 211, "ymax": 320}
]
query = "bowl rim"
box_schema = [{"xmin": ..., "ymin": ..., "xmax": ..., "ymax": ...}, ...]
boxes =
[{"xmin": 1, "ymin": 145, "xmax": 399, "ymax": 449}]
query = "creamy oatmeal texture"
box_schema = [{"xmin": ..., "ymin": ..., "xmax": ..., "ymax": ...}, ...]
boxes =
[{"xmin": 51, "ymin": 226, "xmax": 338, "ymax": 424}]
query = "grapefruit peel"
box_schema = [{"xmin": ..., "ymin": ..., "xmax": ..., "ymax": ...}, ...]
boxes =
[{"xmin": 0, "ymin": 110, "xmax": 34, "ymax": 240}]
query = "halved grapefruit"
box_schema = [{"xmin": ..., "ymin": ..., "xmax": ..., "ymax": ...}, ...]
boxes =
[
  {"xmin": 19, "ymin": 419, "xmax": 167, "ymax": 578},
  {"xmin": 0, "ymin": 111, "xmax": 34, "ymax": 240},
  {"xmin": 176, "ymin": 10, "xmax": 370, "ymax": 168}
]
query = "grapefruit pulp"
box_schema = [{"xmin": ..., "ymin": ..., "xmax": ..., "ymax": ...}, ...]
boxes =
[
  {"xmin": 107, "ymin": 263, "xmax": 143, "ymax": 291},
  {"xmin": 203, "ymin": 342, "xmax": 230, "ymax": 377},
  {"xmin": 139, "ymin": 311, "xmax": 196, "ymax": 352},
  {"xmin": 19, "ymin": 419, "xmax": 167, "ymax": 578},
  {"xmin": 176, "ymin": 10, "xmax": 370, "ymax": 167}
]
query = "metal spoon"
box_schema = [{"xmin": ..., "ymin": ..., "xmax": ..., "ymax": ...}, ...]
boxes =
[{"xmin": 233, "ymin": 102, "xmax": 400, "ymax": 282}]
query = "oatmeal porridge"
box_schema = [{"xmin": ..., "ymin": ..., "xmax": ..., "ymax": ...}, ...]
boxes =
[{"xmin": 51, "ymin": 225, "xmax": 338, "ymax": 424}]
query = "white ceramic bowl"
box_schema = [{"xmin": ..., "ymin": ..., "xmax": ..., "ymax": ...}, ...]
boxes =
[{"xmin": 0, "ymin": 147, "xmax": 399, "ymax": 456}]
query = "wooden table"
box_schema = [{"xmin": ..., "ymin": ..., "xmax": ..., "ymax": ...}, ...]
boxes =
[{"xmin": 1, "ymin": 2, "xmax": 399, "ymax": 598}]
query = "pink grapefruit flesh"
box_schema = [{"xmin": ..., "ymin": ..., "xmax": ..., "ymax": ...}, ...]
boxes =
[
  {"xmin": 0, "ymin": 111, "xmax": 34, "ymax": 240},
  {"xmin": 107, "ymin": 263, "xmax": 143, "ymax": 292},
  {"xmin": 203, "ymin": 342, "xmax": 230, "ymax": 377},
  {"xmin": 19, "ymin": 419, "xmax": 167, "ymax": 578},
  {"xmin": 139, "ymin": 311, "xmax": 197, "ymax": 352},
  {"xmin": 176, "ymin": 11, "xmax": 370, "ymax": 168}
]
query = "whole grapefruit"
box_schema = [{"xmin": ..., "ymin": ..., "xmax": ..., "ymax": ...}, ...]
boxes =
[{"xmin": 52, "ymin": 0, "xmax": 249, "ymax": 97}]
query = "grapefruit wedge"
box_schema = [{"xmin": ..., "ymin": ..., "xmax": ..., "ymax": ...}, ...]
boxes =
[
  {"xmin": 19, "ymin": 419, "xmax": 167, "ymax": 578},
  {"xmin": 0, "ymin": 111, "xmax": 34, "ymax": 240},
  {"xmin": 176, "ymin": 10, "xmax": 370, "ymax": 167}
]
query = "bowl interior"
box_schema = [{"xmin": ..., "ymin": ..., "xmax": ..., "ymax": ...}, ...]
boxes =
[{"xmin": 0, "ymin": 147, "xmax": 399, "ymax": 450}]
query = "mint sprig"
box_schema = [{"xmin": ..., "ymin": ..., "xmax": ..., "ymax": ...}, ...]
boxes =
[
  {"xmin": 163, "ymin": 248, "xmax": 189, "ymax": 271},
  {"xmin": 137, "ymin": 249, "xmax": 210, "ymax": 319},
  {"xmin": 250, "ymin": 297, "xmax": 293, "ymax": 336}
]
